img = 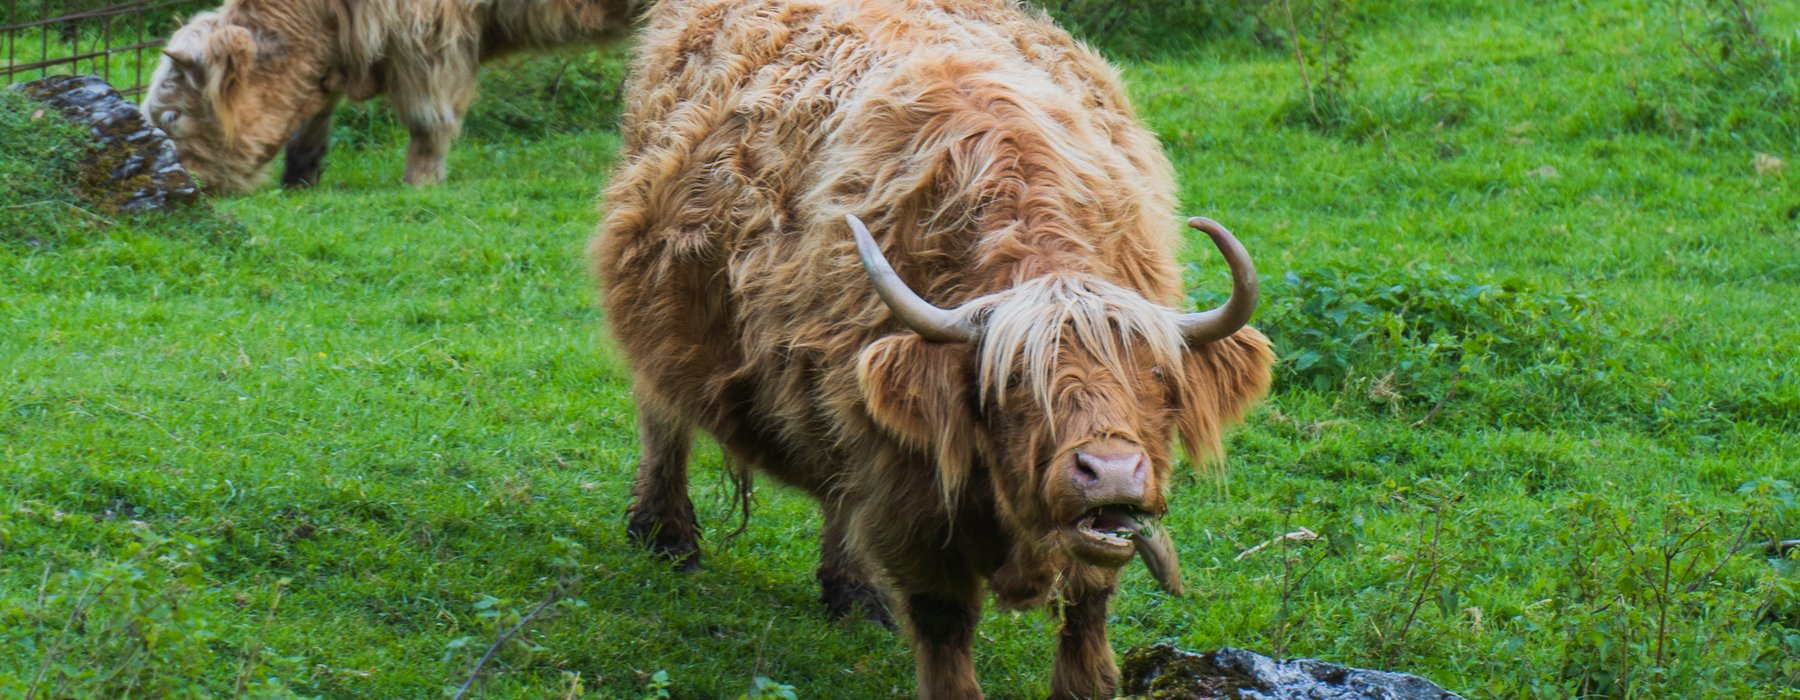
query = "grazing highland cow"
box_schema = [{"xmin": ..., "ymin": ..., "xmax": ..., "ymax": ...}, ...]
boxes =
[
  {"xmin": 594, "ymin": 0, "xmax": 1274, "ymax": 697},
  {"xmin": 140, "ymin": 0, "xmax": 638, "ymax": 193}
]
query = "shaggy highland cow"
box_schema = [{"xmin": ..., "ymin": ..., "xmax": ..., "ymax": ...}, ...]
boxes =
[
  {"xmin": 594, "ymin": 0, "xmax": 1274, "ymax": 697},
  {"xmin": 140, "ymin": 0, "xmax": 638, "ymax": 193}
]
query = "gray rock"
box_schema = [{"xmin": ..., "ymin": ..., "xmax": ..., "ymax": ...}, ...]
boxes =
[
  {"xmin": 1120, "ymin": 643, "xmax": 1464, "ymax": 700},
  {"xmin": 11, "ymin": 74, "xmax": 198, "ymax": 213}
]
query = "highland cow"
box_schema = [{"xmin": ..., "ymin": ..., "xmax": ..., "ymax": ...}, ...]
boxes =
[
  {"xmin": 593, "ymin": 1, "xmax": 1275, "ymax": 697},
  {"xmin": 140, "ymin": 0, "xmax": 638, "ymax": 193}
]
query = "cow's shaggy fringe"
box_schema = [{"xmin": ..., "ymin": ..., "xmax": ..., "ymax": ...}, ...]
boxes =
[{"xmin": 976, "ymin": 274, "xmax": 1187, "ymax": 418}]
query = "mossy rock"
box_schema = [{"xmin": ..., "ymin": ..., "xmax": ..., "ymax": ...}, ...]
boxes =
[
  {"xmin": 1120, "ymin": 643, "xmax": 1464, "ymax": 700},
  {"xmin": 12, "ymin": 74, "xmax": 198, "ymax": 213}
]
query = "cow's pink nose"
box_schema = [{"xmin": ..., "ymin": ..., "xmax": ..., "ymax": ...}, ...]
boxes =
[{"xmin": 1072, "ymin": 450, "xmax": 1147, "ymax": 503}]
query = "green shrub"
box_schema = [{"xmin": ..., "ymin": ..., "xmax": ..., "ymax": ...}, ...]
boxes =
[
  {"xmin": 1264, "ymin": 0, "xmax": 1363, "ymax": 131},
  {"xmin": 1540, "ymin": 479, "xmax": 1798, "ymax": 695},
  {"xmin": 1625, "ymin": 0, "xmax": 1798, "ymax": 148},
  {"xmin": 1032, "ymin": 0, "xmax": 1252, "ymax": 56},
  {"xmin": 1048, "ymin": 0, "xmax": 1370, "ymax": 131},
  {"xmin": 1196, "ymin": 264, "xmax": 1618, "ymax": 404}
]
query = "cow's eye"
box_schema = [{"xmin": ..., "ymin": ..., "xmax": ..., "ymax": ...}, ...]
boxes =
[{"xmin": 1150, "ymin": 365, "xmax": 1164, "ymax": 381}]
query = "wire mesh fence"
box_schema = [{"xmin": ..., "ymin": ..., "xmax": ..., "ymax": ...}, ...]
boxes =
[{"xmin": 2, "ymin": 0, "xmax": 208, "ymax": 99}]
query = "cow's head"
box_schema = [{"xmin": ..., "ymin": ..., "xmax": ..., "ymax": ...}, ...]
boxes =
[
  {"xmin": 141, "ymin": 11, "xmax": 340, "ymax": 193},
  {"xmin": 853, "ymin": 216, "xmax": 1272, "ymax": 592}
]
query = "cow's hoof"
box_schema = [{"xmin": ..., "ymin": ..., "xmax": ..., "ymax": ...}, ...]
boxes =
[
  {"xmin": 280, "ymin": 170, "xmax": 322, "ymax": 189},
  {"xmin": 626, "ymin": 519, "xmax": 701, "ymax": 572},
  {"xmin": 402, "ymin": 160, "xmax": 446, "ymax": 186},
  {"xmin": 821, "ymin": 578, "xmax": 895, "ymax": 629}
]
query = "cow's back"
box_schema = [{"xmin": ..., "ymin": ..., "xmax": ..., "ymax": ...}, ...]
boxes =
[{"xmin": 593, "ymin": 0, "xmax": 1178, "ymax": 483}]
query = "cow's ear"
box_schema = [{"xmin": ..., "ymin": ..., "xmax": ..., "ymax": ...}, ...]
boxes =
[
  {"xmin": 1171, "ymin": 327, "xmax": 1274, "ymax": 470},
  {"xmin": 162, "ymin": 47, "xmax": 200, "ymax": 72},
  {"xmin": 206, "ymin": 24, "xmax": 256, "ymax": 85},
  {"xmin": 857, "ymin": 334, "xmax": 981, "ymax": 499},
  {"xmin": 202, "ymin": 24, "xmax": 257, "ymax": 134},
  {"xmin": 159, "ymin": 11, "xmax": 216, "ymax": 77}
]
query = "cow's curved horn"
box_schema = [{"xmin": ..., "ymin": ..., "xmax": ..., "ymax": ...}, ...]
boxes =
[
  {"xmin": 1175, "ymin": 217, "xmax": 1258, "ymax": 345},
  {"xmin": 847, "ymin": 214, "xmax": 978, "ymax": 343}
]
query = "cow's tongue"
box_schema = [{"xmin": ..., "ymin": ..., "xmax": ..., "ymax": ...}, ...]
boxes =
[
  {"xmin": 1077, "ymin": 505, "xmax": 1149, "ymax": 546},
  {"xmin": 1089, "ymin": 505, "xmax": 1142, "ymax": 534}
]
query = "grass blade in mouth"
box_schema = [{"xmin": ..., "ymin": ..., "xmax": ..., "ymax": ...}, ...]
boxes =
[{"xmin": 1134, "ymin": 521, "xmax": 1184, "ymax": 597}]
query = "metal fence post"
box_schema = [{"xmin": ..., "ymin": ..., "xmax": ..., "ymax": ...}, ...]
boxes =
[{"xmin": 3, "ymin": 1, "xmax": 201, "ymax": 98}]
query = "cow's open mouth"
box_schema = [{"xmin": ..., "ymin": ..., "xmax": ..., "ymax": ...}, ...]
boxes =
[
  {"xmin": 1073, "ymin": 504, "xmax": 1152, "ymax": 552},
  {"xmin": 1066, "ymin": 504, "xmax": 1186, "ymax": 594}
]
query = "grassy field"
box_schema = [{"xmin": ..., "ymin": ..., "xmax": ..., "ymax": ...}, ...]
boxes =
[{"xmin": 3, "ymin": 0, "xmax": 1798, "ymax": 697}]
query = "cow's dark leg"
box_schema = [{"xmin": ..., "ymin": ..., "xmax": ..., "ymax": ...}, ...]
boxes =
[
  {"xmin": 818, "ymin": 500, "xmax": 892, "ymax": 627},
  {"xmin": 625, "ymin": 404, "xmax": 699, "ymax": 571},
  {"xmin": 1049, "ymin": 584, "xmax": 1118, "ymax": 699},
  {"xmin": 906, "ymin": 587, "xmax": 983, "ymax": 699},
  {"xmin": 280, "ymin": 97, "xmax": 339, "ymax": 188}
]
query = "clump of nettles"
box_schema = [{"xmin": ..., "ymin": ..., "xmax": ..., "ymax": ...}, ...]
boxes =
[{"xmin": 1191, "ymin": 263, "xmax": 1617, "ymax": 406}]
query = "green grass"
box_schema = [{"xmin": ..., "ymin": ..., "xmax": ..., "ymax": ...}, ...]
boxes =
[
  {"xmin": 0, "ymin": 87, "xmax": 89, "ymax": 239},
  {"xmin": 2, "ymin": 0, "xmax": 1798, "ymax": 697}
]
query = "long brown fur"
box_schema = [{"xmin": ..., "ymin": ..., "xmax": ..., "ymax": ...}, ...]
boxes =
[
  {"xmin": 593, "ymin": 1, "xmax": 1275, "ymax": 697},
  {"xmin": 140, "ymin": 0, "xmax": 639, "ymax": 193}
]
